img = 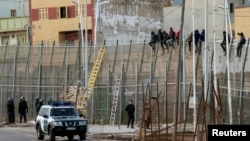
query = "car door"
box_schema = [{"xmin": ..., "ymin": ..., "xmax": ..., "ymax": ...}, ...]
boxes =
[
  {"xmin": 38, "ymin": 108, "xmax": 45, "ymax": 132},
  {"xmin": 43, "ymin": 108, "xmax": 49, "ymax": 133}
]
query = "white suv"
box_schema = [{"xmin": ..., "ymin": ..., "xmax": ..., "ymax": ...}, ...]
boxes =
[{"xmin": 35, "ymin": 101, "xmax": 88, "ymax": 141}]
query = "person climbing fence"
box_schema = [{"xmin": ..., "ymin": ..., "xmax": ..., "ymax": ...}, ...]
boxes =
[{"xmin": 236, "ymin": 32, "xmax": 246, "ymax": 58}]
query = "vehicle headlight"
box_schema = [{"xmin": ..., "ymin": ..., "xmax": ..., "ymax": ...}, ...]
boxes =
[
  {"xmin": 78, "ymin": 121, "xmax": 86, "ymax": 125},
  {"xmin": 52, "ymin": 121, "xmax": 62, "ymax": 126}
]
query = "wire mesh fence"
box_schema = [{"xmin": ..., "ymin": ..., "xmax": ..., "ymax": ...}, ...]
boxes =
[{"xmin": 0, "ymin": 41, "xmax": 250, "ymax": 126}]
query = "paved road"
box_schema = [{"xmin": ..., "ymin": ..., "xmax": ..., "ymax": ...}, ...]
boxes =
[
  {"xmin": 0, "ymin": 127, "xmax": 85, "ymax": 141},
  {"xmin": 0, "ymin": 126, "xmax": 136, "ymax": 141},
  {"xmin": 0, "ymin": 127, "xmax": 36, "ymax": 141}
]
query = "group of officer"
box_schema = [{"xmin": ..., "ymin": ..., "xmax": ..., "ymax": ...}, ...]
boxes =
[{"xmin": 6, "ymin": 96, "xmax": 44, "ymax": 124}]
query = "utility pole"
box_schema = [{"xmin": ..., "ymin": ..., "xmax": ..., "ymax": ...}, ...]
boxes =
[
  {"xmin": 84, "ymin": 0, "xmax": 89, "ymax": 119},
  {"xmin": 204, "ymin": 0, "xmax": 210, "ymax": 124},
  {"xmin": 172, "ymin": 0, "xmax": 185, "ymax": 141}
]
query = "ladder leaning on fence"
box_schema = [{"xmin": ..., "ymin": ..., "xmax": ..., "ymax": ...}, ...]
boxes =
[
  {"xmin": 77, "ymin": 47, "xmax": 106, "ymax": 116},
  {"xmin": 109, "ymin": 75, "xmax": 121, "ymax": 125}
]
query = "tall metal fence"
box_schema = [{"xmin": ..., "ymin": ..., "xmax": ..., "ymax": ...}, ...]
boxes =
[{"xmin": 0, "ymin": 41, "xmax": 250, "ymax": 126}]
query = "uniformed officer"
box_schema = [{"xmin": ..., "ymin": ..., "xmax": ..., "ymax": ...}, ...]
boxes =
[
  {"xmin": 18, "ymin": 96, "xmax": 28, "ymax": 123},
  {"xmin": 35, "ymin": 97, "xmax": 40, "ymax": 115},
  {"xmin": 36, "ymin": 99, "xmax": 44, "ymax": 114},
  {"xmin": 7, "ymin": 97, "xmax": 15, "ymax": 124}
]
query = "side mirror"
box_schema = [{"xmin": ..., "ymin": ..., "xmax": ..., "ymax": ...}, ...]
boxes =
[
  {"xmin": 43, "ymin": 115, "xmax": 48, "ymax": 118},
  {"xmin": 79, "ymin": 114, "xmax": 83, "ymax": 117}
]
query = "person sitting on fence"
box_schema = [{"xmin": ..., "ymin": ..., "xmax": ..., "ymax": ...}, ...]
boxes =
[
  {"xmin": 149, "ymin": 31, "xmax": 158, "ymax": 54},
  {"xmin": 236, "ymin": 32, "xmax": 246, "ymax": 58},
  {"xmin": 165, "ymin": 27, "xmax": 175, "ymax": 48}
]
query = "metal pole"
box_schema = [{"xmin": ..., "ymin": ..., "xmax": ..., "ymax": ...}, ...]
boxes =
[
  {"xmin": 73, "ymin": 0, "xmax": 85, "ymax": 117},
  {"xmin": 212, "ymin": 0, "xmax": 219, "ymax": 122},
  {"xmin": 76, "ymin": 0, "xmax": 84, "ymax": 50},
  {"xmin": 192, "ymin": 0, "xmax": 197, "ymax": 135},
  {"xmin": 224, "ymin": 0, "xmax": 232, "ymax": 124},
  {"xmin": 26, "ymin": 25, "xmax": 29, "ymax": 43},
  {"xmin": 94, "ymin": 0, "xmax": 99, "ymax": 62},
  {"xmin": 0, "ymin": 42, "xmax": 8, "ymax": 121},
  {"xmin": 182, "ymin": 30, "xmax": 186, "ymax": 119},
  {"xmin": 239, "ymin": 39, "xmax": 249, "ymax": 124},
  {"xmin": 84, "ymin": 0, "xmax": 89, "ymax": 119},
  {"xmin": 204, "ymin": 0, "xmax": 210, "ymax": 124},
  {"xmin": 65, "ymin": 42, "xmax": 69, "ymax": 97},
  {"xmin": 12, "ymin": 44, "xmax": 17, "ymax": 98},
  {"xmin": 38, "ymin": 41, "xmax": 43, "ymax": 98},
  {"xmin": 173, "ymin": 0, "xmax": 185, "ymax": 140},
  {"xmin": 73, "ymin": 0, "xmax": 84, "ymax": 81},
  {"xmin": 225, "ymin": 0, "xmax": 235, "ymax": 97},
  {"xmin": 135, "ymin": 63, "xmax": 138, "ymax": 124}
]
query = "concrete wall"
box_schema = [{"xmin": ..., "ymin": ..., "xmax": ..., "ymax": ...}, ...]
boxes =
[
  {"xmin": 97, "ymin": 1, "xmax": 163, "ymax": 46},
  {"xmin": 96, "ymin": 0, "xmax": 250, "ymax": 75},
  {"xmin": 164, "ymin": 0, "xmax": 225, "ymax": 41},
  {"xmin": 163, "ymin": 1, "xmax": 250, "ymax": 73}
]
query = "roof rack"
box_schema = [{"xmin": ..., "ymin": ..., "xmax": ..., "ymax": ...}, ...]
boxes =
[{"xmin": 50, "ymin": 101, "xmax": 72, "ymax": 107}]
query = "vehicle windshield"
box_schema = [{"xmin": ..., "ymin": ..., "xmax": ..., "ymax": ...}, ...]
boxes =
[{"xmin": 50, "ymin": 108, "xmax": 78, "ymax": 116}]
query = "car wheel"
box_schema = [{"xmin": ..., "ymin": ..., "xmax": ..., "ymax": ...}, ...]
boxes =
[
  {"xmin": 49, "ymin": 128, "xmax": 55, "ymax": 141},
  {"xmin": 67, "ymin": 135, "xmax": 74, "ymax": 140},
  {"xmin": 79, "ymin": 133, "xmax": 86, "ymax": 140},
  {"xmin": 36, "ymin": 126, "xmax": 44, "ymax": 140}
]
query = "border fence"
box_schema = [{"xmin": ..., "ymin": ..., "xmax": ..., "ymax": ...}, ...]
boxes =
[{"xmin": 0, "ymin": 40, "xmax": 250, "ymax": 126}]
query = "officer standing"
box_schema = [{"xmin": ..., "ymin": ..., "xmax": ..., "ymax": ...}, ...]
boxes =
[
  {"xmin": 125, "ymin": 100, "xmax": 135, "ymax": 128},
  {"xmin": 18, "ymin": 96, "xmax": 28, "ymax": 123},
  {"xmin": 35, "ymin": 97, "xmax": 40, "ymax": 115},
  {"xmin": 7, "ymin": 97, "xmax": 15, "ymax": 124},
  {"xmin": 36, "ymin": 99, "xmax": 44, "ymax": 114}
]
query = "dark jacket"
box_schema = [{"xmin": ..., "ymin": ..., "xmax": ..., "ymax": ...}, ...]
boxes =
[
  {"xmin": 150, "ymin": 32, "xmax": 158, "ymax": 43},
  {"xmin": 238, "ymin": 33, "xmax": 246, "ymax": 45},
  {"xmin": 169, "ymin": 28, "xmax": 175, "ymax": 40},
  {"xmin": 157, "ymin": 29, "xmax": 163, "ymax": 41},
  {"xmin": 125, "ymin": 104, "xmax": 135, "ymax": 115},
  {"xmin": 18, "ymin": 100, "xmax": 28, "ymax": 114},
  {"xmin": 194, "ymin": 30, "xmax": 200, "ymax": 43},
  {"xmin": 7, "ymin": 100, "xmax": 14, "ymax": 112},
  {"xmin": 36, "ymin": 101, "xmax": 43, "ymax": 114},
  {"xmin": 35, "ymin": 100, "xmax": 39, "ymax": 113},
  {"xmin": 222, "ymin": 32, "xmax": 230, "ymax": 43},
  {"xmin": 200, "ymin": 30, "xmax": 205, "ymax": 42}
]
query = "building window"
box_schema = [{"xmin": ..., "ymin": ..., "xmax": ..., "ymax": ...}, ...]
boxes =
[
  {"xmin": 39, "ymin": 9, "xmax": 48, "ymax": 20},
  {"xmin": 75, "ymin": 5, "xmax": 84, "ymax": 17},
  {"xmin": 1, "ymin": 36, "xmax": 9, "ymax": 46},
  {"xmin": 230, "ymin": 3, "xmax": 234, "ymax": 14},
  {"xmin": 17, "ymin": 34, "xmax": 27, "ymax": 45},
  {"xmin": 11, "ymin": 10, "xmax": 16, "ymax": 17},
  {"xmin": 242, "ymin": 0, "xmax": 245, "ymax": 5},
  {"xmin": 57, "ymin": 7, "xmax": 68, "ymax": 19}
]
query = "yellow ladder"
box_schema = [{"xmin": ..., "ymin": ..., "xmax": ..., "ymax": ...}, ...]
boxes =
[
  {"xmin": 81, "ymin": 46, "xmax": 106, "ymax": 116},
  {"xmin": 87, "ymin": 46, "xmax": 106, "ymax": 99}
]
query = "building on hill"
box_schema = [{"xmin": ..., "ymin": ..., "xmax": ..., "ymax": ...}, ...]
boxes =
[
  {"xmin": 0, "ymin": 17, "xmax": 29, "ymax": 46},
  {"xmin": 234, "ymin": 6, "xmax": 250, "ymax": 39},
  {"xmin": 28, "ymin": 0, "xmax": 94, "ymax": 46}
]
